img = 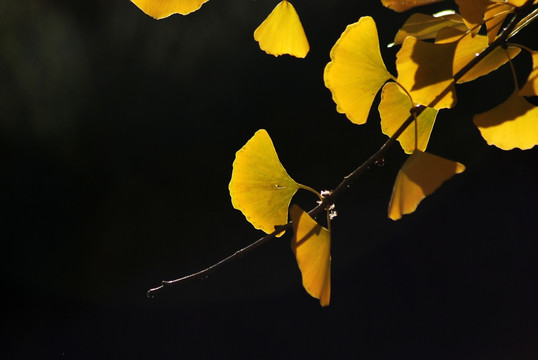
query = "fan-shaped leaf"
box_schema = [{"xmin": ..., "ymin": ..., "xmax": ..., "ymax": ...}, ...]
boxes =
[
  {"xmin": 254, "ymin": 1, "xmax": 309, "ymax": 58},
  {"xmin": 379, "ymin": 82, "xmax": 438, "ymax": 154},
  {"xmin": 393, "ymin": 13, "xmax": 467, "ymax": 45},
  {"xmin": 290, "ymin": 205, "xmax": 331, "ymax": 307},
  {"xmin": 229, "ymin": 130, "xmax": 300, "ymax": 236},
  {"xmin": 130, "ymin": 0, "xmax": 209, "ymax": 18},
  {"xmin": 455, "ymin": 0, "xmax": 489, "ymax": 33},
  {"xmin": 436, "ymin": 28, "xmax": 520, "ymax": 83},
  {"xmin": 485, "ymin": 3, "xmax": 512, "ymax": 43},
  {"xmin": 519, "ymin": 50, "xmax": 538, "ymax": 97},
  {"xmin": 474, "ymin": 91, "xmax": 538, "ymax": 150},
  {"xmin": 324, "ymin": 16, "xmax": 392, "ymax": 125},
  {"xmin": 460, "ymin": 45, "xmax": 520, "ymax": 83},
  {"xmin": 506, "ymin": 0, "xmax": 537, "ymax": 6},
  {"xmin": 381, "ymin": 0, "xmax": 444, "ymax": 12},
  {"xmin": 388, "ymin": 151, "xmax": 465, "ymax": 220},
  {"xmin": 396, "ymin": 37, "xmax": 457, "ymax": 109}
]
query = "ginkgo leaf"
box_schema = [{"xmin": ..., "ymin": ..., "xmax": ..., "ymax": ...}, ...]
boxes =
[
  {"xmin": 459, "ymin": 46, "xmax": 520, "ymax": 83},
  {"xmin": 506, "ymin": 0, "xmax": 538, "ymax": 6},
  {"xmin": 130, "ymin": 0, "xmax": 209, "ymax": 19},
  {"xmin": 229, "ymin": 129, "xmax": 300, "ymax": 236},
  {"xmin": 519, "ymin": 50, "xmax": 538, "ymax": 97},
  {"xmin": 473, "ymin": 91, "xmax": 538, "ymax": 150},
  {"xmin": 436, "ymin": 27, "xmax": 520, "ymax": 83},
  {"xmin": 393, "ymin": 13, "xmax": 467, "ymax": 45},
  {"xmin": 290, "ymin": 205, "xmax": 331, "ymax": 307},
  {"xmin": 396, "ymin": 36, "xmax": 457, "ymax": 109},
  {"xmin": 485, "ymin": 3, "xmax": 512, "ymax": 43},
  {"xmin": 388, "ymin": 150, "xmax": 465, "ymax": 220},
  {"xmin": 381, "ymin": 0, "xmax": 444, "ymax": 12},
  {"xmin": 253, "ymin": 1, "xmax": 309, "ymax": 58},
  {"xmin": 379, "ymin": 82, "xmax": 438, "ymax": 154},
  {"xmin": 455, "ymin": 0, "xmax": 489, "ymax": 33},
  {"xmin": 324, "ymin": 16, "xmax": 392, "ymax": 125}
]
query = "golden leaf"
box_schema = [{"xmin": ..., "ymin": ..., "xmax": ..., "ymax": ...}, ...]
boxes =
[
  {"xmin": 393, "ymin": 13, "xmax": 467, "ymax": 46},
  {"xmin": 381, "ymin": 0, "xmax": 444, "ymax": 12},
  {"xmin": 254, "ymin": 1, "xmax": 309, "ymax": 58},
  {"xmin": 474, "ymin": 91, "xmax": 538, "ymax": 150},
  {"xmin": 519, "ymin": 50, "xmax": 538, "ymax": 97},
  {"xmin": 436, "ymin": 28, "xmax": 520, "ymax": 83},
  {"xmin": 460, "ymin": 46, "xmax": 520, "ymax": 83},
  {"xmin": 506, "ymin": 0, "xmax": 537, "ymax": 6},
  {"xmin": 229, "ymin": 130, "xmax": 300, "ymax": 236},
  {"xmin": 130, "ymin": 0, "xmax": 209, "ymax": 19},
  {"xmin": 485, "ymin": 3, "xmax": 512, "ymax": 43},
  {"xmin": 388, "ymin": 151, "xmax": 465, "ymax": 220},
  {"xmin": 324, "ymin": 16, "xmax": 392, "ymax": 125},
  {"xmin": 290, "ymin": 205, "xmax": 331, "ymax": 307},
  {"xmin": 396, "ymin": 37, "xmax": 457, "ymax": 109},
  {"xmin": 379, "ymin": 82, "xmax": 438, "ymax": 154},
  {"xmin": 455, "ymin": 0, "xmax": 489, "ymax": 33}
]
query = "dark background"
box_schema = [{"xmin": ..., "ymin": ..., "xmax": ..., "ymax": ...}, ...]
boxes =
[{"xmin": 1, "ymin": 0, "xmax": 537, "ymax": 358}]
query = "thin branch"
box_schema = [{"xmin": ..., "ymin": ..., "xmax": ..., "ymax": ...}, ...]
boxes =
[
  {"xmin": 147, "ymin": 224, "xmax": 289, "ymax": 297},
  {"xmin": 147, "ymin": 1, "xmax": 536, "ymax": 298}
]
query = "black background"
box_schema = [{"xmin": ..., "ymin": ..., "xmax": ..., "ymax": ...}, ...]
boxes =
[{"xmin": 1, "ymin": 0, "xmax": 538, "ymax": 358}]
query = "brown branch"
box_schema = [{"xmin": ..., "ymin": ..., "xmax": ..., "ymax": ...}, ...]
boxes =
[{"xmin": 147, "ymin": 0, "xmax": 537, "ymax": 298}]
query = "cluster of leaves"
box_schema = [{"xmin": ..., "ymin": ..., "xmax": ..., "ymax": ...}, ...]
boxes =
[{"xmin": 141, "ymin": 0, "xmax": 538, "ymax": 306}]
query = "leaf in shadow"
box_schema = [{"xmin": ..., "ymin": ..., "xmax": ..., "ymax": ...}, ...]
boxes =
[{"xmin": 290, "ymin": 205, "xmax": 331, "ymax": 307}]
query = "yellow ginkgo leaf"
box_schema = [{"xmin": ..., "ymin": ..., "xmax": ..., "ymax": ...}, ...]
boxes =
[
  {"xmin": 130, "ymin": 0, "xmax": 209, "ymax": 19},
  {"xmin": 506, "ymin": 0, "xmax": 537, "ymax": 6},
  {"xmin": 381, "ymin": 0, "xmax": 444, "ymax": 12},
  {"xmin": 229, "ymin": 129, "xmax": 300, "ymax": 236},
  {"xmin": 455, "ymin": 0, "xmax": 489, "ymax": 33},
  {"xmin": 388, "ymin": 150, "xmax": 465, "ymax": 220},
  {"xmin": 473, "ymin": 91, "xmax": 538, "ymax": 150},
  {"xmin": 519, "ymin": 50, "xmax": 538, "ymax": 97},
  {"xmin": 436, "ymin": 28, "xmax": 520, "ymax": 83},
  {"xmin": 379, "ymin": 82, "xmax": 438, "ymax": 154},
  {"xmin": 324, "ymin": 16, "xmax": 392, "ymax": 125},
  {"xmin": 396, "ymin": 37, "xmax": 457, "ymax": 109},
  {"xmin": 393, "ymin": 13, "xmax": 467, "ymax": 45},
  {"xmin": 290, "ymin": 204, "xmax": 331, "ymax": 307},
  {"xmin": 253, "ymin": 1, "xmax": 309, "ymax": 58},
  {"xmin": 459, "ymin": 46, "xmax": 520, "ymax": 83},
  {"xmin": 485, "ymin": 3, "xmax": 512, "ymax": 43}
]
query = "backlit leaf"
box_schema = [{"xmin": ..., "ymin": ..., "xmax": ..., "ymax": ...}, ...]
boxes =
[
  {"xmin": 519, "ymin": 50, "xmax": 538, "ymax": 97},
  {"xmin": 290, "ymin": 205, "xmax": 331, "ymax": 307},
  {"xmin": 459, "ymin": 45, "xmax": 520, "ymax": 83},
  {"xmin": 254, "ymin": 1, "xmax": 309, "ymax": 58},
  {"xmin": 393, "ymin": 13, "xmax": 467, "ymax": 45},
  {"xmin": 456, "ymin": 0, "xmax": 489, "ymax": 33},
  {"xmin": 485, "ymin": 3, "xmax": 512, "ymax": 43},
  {"xmin": 506, "ymin": 0, "xmax": 537, "ymax": 6},
  {"xmin": 324, "ymin": 16, "xmax": 392, "ymax": 125},
  {"xmin": 396, "ymin": 37, "xmax": 457, "ymax": 109},
  {"xmin": 473, "ymin": 91, "xmax": 538, "ymax": 150},
  {"xmin": 379, "ymin": 82, "xmax": 438, "ymax": 154},
  {"xmin": 381, "ymin": 0, "xmax": 444, "ymax": 12},
  {"xmin": 436, "ymin": 28, "xmax": 520, "ymax": 83},
  {"xmin": 130, "ymin": 0, "xmax": 209, "ymax": 19},
  {"xmin": 388, "ymin": 151, "xmax": 465, "ymax": 220},
  {"xmin": 229, "ymin": 129, "xmax": 300, "ymax": 236}
]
